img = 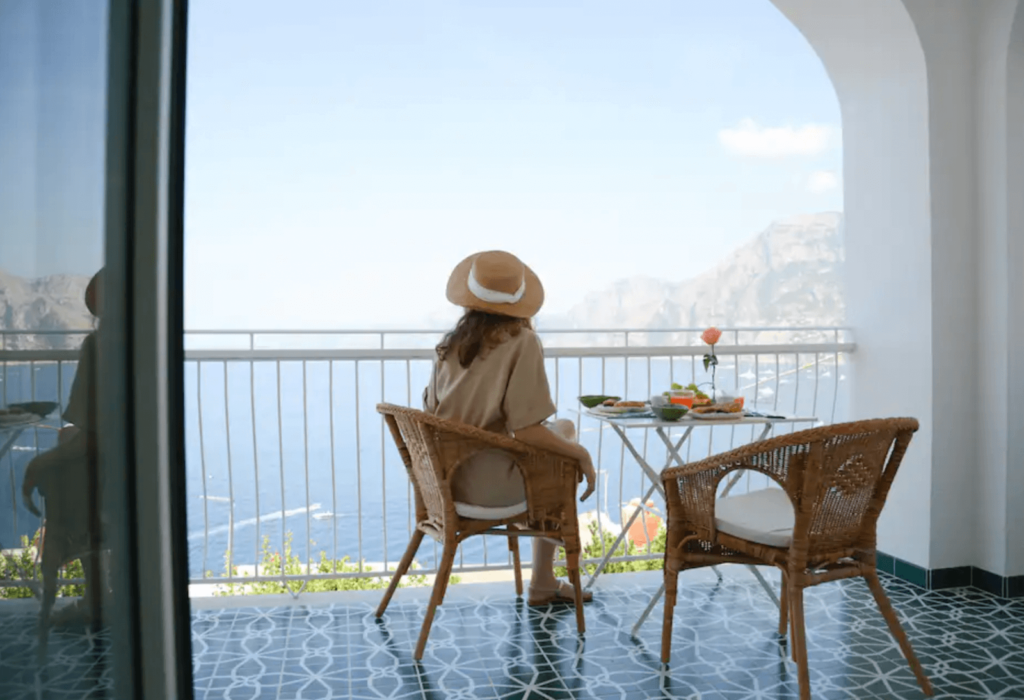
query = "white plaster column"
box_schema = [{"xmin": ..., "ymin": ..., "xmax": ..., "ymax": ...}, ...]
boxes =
[
  {"xmin": 771, "ymin": 0, "xmax": 934, "ymax": 567},
  {"xmin": 1004, "ymin": 2, "xmax": 1024, "ymax": 577}
]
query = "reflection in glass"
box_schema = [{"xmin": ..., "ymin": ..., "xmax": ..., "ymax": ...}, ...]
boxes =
[{"xmin": 0, "ymin": 2, "xmax": 117, "ymax": 696}]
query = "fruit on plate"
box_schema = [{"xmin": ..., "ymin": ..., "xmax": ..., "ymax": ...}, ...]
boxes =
[
  {"xmin": 684, "ymin": 383, "xmax": 709, "ymax": 399},
  {"xmin": 692, "ymin": 400, "xmax": 744, "ymax": 414}
]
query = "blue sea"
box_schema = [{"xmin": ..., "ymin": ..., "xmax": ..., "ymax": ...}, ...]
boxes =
[{"xmin": 0, "ymin": 354, "xmax": 845, "ymax": 579}]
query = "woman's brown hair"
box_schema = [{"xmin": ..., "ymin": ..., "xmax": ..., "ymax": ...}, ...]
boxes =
[{"xmin": 437, "ymin": 310, "xmax": 533, "ymax": 368}]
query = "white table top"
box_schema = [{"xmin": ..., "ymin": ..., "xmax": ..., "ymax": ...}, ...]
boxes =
[
  {"xmin": 0, "ymin": 416, "xmax": 44, "ymax": 433},
  {"xmin": 571, "ymin": 407, "xmax": 818, "ymax": 429}
]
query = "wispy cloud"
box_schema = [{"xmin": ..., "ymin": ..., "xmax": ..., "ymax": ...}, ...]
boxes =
[
  {"xmin": 807, "ymin": 170, "xmax": 839, "ymax": 193},
  {"xmin": 718, "ymin": 119, "xmax": 838, "ymax": 158}
]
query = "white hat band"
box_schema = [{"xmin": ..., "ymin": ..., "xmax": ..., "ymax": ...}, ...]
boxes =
[{"xmin": 468, "ymin": 265, "xmax": 526, "ymax": 305}]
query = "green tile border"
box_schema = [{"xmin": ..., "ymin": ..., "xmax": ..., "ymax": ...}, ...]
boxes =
[{"xmin": 878, "ymin": 550, "xmax": 1024, "ymax": 598}]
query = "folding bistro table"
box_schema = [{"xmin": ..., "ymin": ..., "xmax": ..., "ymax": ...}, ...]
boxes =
[{"xmin": 573, "ymin": 408, "xmax": 818, "ymax": 635}]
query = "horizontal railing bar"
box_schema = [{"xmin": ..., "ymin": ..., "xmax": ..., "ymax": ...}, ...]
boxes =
[
  {"xmin": 0, "ymin": 350, "xmax": 81, "ymax": 362},
  {"xmin": 186, "ymin": 553, "xmax": 664, "ymax": 586},
  {"xmin": 0, "ymin": 329, "xmax": 91, "ymax": 336},
  {"xmin": 0, "ymin": 577, "xmax": 85, "ymax": 587},
  {"xmin": 180, "ymin": 343, "xmax": 854, "ymax": 363},
  {"xmin": 183, "ymin": 325, "xmax": 853, "ymax": 335},
  {"xmin": 0, "ymin": 326, "xmax": 851, "ymax": 338},
  {"xmin": 0, "ymin": 342, "xmax": 854, "ymax": 364}
]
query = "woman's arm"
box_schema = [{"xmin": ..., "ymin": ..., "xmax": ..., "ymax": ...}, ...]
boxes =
[{"xmin": 514, "ymin": 423, "xmax": 596, "ymax": 501}]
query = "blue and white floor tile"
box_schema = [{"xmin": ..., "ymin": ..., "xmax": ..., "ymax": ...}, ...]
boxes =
[{"xmin": 2, "ymin": 569, "xmax": 1023, "ymax": 699}]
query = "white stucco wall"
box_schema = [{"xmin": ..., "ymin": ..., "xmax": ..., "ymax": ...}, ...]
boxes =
[
  {"xmin": 901, "ymin": 0, "xmax": 984, "ymax": 572},
  {"xmin": 771, "ymin": 0, "xmax": 934, "ymax": 568},
  {"xmin": 774, "ymin": 0, "xmax": 1024, "ymax": 576},
  {"xmin": 1005, "ymin": 3, "xmax": 1024, "ymax": 576},
  {"xmin": 968, "ymin": 0, "xmax": 1017, "ymax": 577}
]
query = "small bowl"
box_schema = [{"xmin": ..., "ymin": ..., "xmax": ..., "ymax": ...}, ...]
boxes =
[
  {"xmin": 652, "ymin": 404, "xmax": 688, "ymax": 421},
  {"xmin": 578, "ymin": 395, "xmax": 621, "ymax": 409},
  {"xmin": 650, "ymin": 395, "xmax": 669, "ymax": 408}
]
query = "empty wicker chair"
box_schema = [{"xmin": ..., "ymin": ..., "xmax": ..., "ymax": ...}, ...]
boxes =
[
  {"xmin": 660, "ymin": 418, "xmax": 933, "ymax": 700},
  {"xmin": 375, "ymin": 403, "xmax": 586, "ymax": 660}
]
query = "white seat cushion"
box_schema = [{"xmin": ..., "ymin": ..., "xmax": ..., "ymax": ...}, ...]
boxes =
[
  {"xmin": 454, "ymin": 500, "xmax": 528, "ymax": 520},
  {"xmin": 715, "ymin": 488, "xmax": 795, "ymax": 548}
]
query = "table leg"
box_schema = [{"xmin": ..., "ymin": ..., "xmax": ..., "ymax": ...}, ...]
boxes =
[
  {"xmin": 748, "ymin": 565, "xmax": 781, "ymax": 607},
  {"xmin": 654, "ymin": 426, "xmax": 693, "ymax": 471},
  {"xmin": 585, "ymin": 481, "xmax": 660, "ymax": 589},
  {"xmin": 588, "ymin": 425, "xmax": 695, "ymax": 591},
  {"xmin": 631, "ymin": 581, "xmax": 666, "ymax": 637},
  {"xmin": 610, "ymin": 423, "xmax": 668, "ymax": 497},
  {"xmin": 0, "ymin": 428, "xmax": 25, "ymax": 462},
  {"xmin": 632, "ymin": 421, "xmax": 787, "ymax": 633}
]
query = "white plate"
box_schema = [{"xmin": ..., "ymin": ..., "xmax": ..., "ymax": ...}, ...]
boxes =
[
  {"xmin": 0, "ymin": 413, "xmax": 40, "ymax": 428},
  {"xmin": 688, "ymin": 411, "xmax": 746, "ymax": 421},
  {"xmin": 588, "ymin": 405, "xmax": 650, "ymax": 416}
]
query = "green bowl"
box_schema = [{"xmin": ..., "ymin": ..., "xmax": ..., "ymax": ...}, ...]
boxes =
[
  {"xmin": 578, "ymin": 395, "xmax": 620, "ymax": 409},
  {"xmin": 652, "ymin": 404, "xmax": 688, "ymax": 421}
]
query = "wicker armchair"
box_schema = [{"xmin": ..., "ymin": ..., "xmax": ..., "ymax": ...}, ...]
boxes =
[
  {"xmin": 660, "ymin": 418, "xmax": 933, "ymax": 700},
  {"xmin": 375, "ymin": 403, "xmax": 586, "ymax": 660}
]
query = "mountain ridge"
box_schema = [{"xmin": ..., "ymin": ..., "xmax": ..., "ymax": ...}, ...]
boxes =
[
  {"xmin": 0, "ymin": 269, "xmax": 93, "ymax": 349},
  {"xmin": 538, "ymin": 212, "xmax": 844, "ymax": 343}
]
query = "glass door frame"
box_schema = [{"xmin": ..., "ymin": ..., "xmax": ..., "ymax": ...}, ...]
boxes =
[{"xmin": 101, "ymin": 0, "xmax": 193, "ymax": 697}]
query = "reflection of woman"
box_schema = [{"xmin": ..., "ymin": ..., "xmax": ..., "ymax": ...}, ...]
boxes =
[
  {"xmin": 21, "ymin": 268, "xmax": 103, "ymax": 625},
  {"xmin": 60, "ymin": 268, "xmax": 102, "ymax": 444},
  {"xmin": 424, "ymin": 250, "xmax": 596, "ymax": 605}
]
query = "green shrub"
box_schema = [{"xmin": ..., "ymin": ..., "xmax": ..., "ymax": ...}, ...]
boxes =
[
  {"xmin": 0, "ymin": 531, "xmax": 86, "ymax": 599},
  {"xmin": 556, "ymin": 520, "xmax": 666, "ymax": 578},
  {"xmin": 214, "ymin": 533, "xmax": 459, "ymax": 596}
]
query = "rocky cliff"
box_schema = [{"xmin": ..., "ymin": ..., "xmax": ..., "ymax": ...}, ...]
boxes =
[
  {"xmin": 0, "ymin": 270, "xmax": 93, "ymax": 349},
  {"xmin": 540, "ymin": 212, "xmax": 844, "ymax": 345}
]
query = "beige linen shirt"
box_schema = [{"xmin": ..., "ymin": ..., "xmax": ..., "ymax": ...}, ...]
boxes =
[{"xmin": 424, "ymin": 328, "xmax": 556, "ymax": 506}]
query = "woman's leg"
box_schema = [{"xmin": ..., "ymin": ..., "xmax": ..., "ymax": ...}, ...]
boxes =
[{"xmin": 530, "ymin": 419, "xmax": 587, "ymax": 594}]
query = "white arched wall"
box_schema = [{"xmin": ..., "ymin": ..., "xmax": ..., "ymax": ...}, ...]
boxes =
[
  {"xmin": 1005, "ymin": 1, "xmax": 1024, "ymax": 577},
  {"xmin": 773, "ymin": 0, "xmax": 1024, "ymax": 580},
  {"xmin": 770, "ymin": 0, "xmax": 935, "ymax": 568}
]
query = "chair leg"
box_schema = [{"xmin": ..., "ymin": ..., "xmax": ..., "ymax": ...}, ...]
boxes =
[
  {"xmin": 565, "ymin": 546, "xmax": 585, "ymax": 634},
  {"xmin": 778, "ymin": 570, "xmax": 789, "ymax": 636},
  {"xmin": 865, "ymin": 572, "xmax": 934, "ymax": 696},
  {"xmin": 508, "ymin": 535, "xmax": 523, "ymax": 597},
  {"xmin": 789, "ymin": 584, "xmax": 811, "ymax": 700},
  {"xmin": 376, "ymin": 530, "xmax": 424, "ymax": 618},
  {"xmin": 37, "ymin": 557, "xmax": 59, "ymax": 664},
  {"xmin": 414, "ymin": 541, "xmax": 456, "ymax": 661},
  {"xmin": 660, "ymin": 564, "xmax": 679, "ymax": 663}
]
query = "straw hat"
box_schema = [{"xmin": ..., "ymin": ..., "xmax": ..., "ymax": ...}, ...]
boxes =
[
  {"xmin": 446, "ymin": 250, "xmax": 544, "ymax": 319},
  {"xmin": 85, "ymin": 268, "xmax": 104, "ymax": 317}
]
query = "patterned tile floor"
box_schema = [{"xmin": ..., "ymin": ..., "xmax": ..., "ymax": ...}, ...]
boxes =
[{"xmin": 1, "ymin": 568, "xmax": 1023, "ymax": 699}]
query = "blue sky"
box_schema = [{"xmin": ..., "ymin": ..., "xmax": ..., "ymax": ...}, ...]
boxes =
[
  {"xmin": 184, "ymin": 0, "xmax": 841, "ymax": 328},
  {"xmin": 0, "ymin": 2, "xmax": 107, "ymax": 279},
  {"xmin": 0, "ymin": 1, "xmax": 841, "ymax": 330}
]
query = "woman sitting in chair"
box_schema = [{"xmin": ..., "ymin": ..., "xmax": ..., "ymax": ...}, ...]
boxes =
[
  {"xmin": 22, "ymin": 268, "xmax": 105, "ymax": 627},
  {"xmin": 425, "ymin": 250, "xmax": 597, "ymax": 605}
]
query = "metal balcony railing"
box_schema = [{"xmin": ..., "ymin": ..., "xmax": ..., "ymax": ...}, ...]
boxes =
[{"xmin": 0, "ymin": 327, "xmax": 854, "ymax": 594}]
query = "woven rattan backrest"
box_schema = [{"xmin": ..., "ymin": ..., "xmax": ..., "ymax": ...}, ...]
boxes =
[
  {"xmin": 378, "ymin": 405, "xmax": 452, "ymax": 533},
  {"xmin": 801, "ymin": 420, "xmax": 917, "ymax": 552}
]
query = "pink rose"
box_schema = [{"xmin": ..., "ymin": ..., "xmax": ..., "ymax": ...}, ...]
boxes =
[{"xmin": 701, "ymin": 327, "xmax": 722, "ymax": 346}]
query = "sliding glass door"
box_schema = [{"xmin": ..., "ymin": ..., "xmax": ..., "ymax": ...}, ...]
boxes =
[{"xmin": 0, "ymin": 1, "xmax": 191, "ymax": 697}]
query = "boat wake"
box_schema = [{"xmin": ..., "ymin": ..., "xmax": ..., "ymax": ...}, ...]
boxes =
[{"xmin": 187, "ymin": 503, "xmax": 322, "ymax": 541}]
